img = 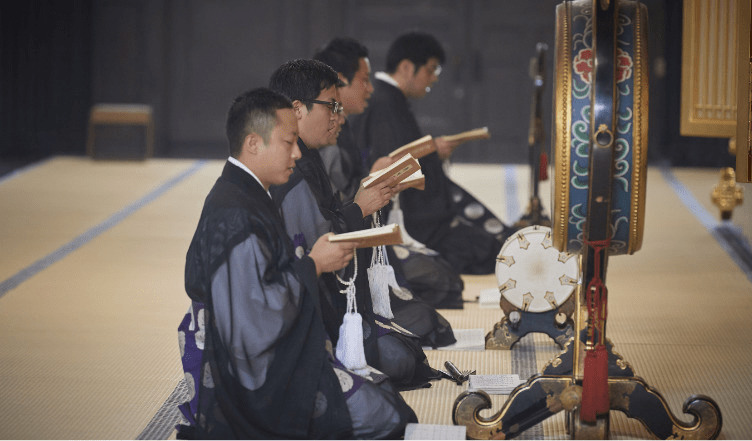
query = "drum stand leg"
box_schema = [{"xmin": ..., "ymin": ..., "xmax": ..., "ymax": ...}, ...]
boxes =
[
  {"xmin": 453, "ymin": 374, "xmax": 578, "ymax": 440},
  {"xmin": 454, "ymin": 335, "xmax": 723, "ymax": 439}
]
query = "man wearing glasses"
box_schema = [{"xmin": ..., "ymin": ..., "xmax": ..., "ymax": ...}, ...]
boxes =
[
  {"xmin": 350, "ymin": 31, "xmax": 513, "ymax": 275},
  {"xmin": 269, "ymin": 59, "xmax": 393, "ymax": 240},
  {"xmin": 268, "ymin": 59, "xmax": 419, "ymax": 439},
  {"xmin": 270, "ymin": 59, "xmax": 440, "ymax": 390}
]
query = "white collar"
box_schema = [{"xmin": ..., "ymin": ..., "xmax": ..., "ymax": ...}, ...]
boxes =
[
  {"xmin": 227, "ymin": 156, "xmax": 271, "ymax": 199},
  {"xmin": 374, "ymin": 71, "xmax": 401, "ymax": 90}
]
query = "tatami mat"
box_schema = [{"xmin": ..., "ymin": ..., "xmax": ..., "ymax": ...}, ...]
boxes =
[
  {"xmin": 0, "ymin": 158, "xmax": 222, "ymax": 439},
  {"xmin": 0, "ymin": 156, "xmax": 750, "ymax": 439}
]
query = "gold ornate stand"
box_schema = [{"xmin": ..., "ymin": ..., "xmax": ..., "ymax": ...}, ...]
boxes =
[{"xmin": 455, "ymin": 281, "xmax": 723, "ymax": 440}]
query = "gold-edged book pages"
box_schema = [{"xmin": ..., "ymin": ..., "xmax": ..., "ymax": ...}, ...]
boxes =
[
  {"xmin": 328, "ymin": 223, "xmax": 403, "ymax": 248},
  {"xmin": 442, "ymin": 127, "xmax": 490, "ymax": 143},
  {"xmin": 388, "ymin": 135, "xmax": 435, "ymax": 160},
  {"xmin": 363, "ymin": 153, "xmax": 420, "ymax": 188}
]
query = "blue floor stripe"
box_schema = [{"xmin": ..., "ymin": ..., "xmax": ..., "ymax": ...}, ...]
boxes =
[
  {"xmin": 0, "ymin": 160, "xmax": 208, "ymax": 298},
  {"xmin": 0, "ymin": 156, "xmax": 55, "ymax": 186},
  {"xmin": 660, "ymin": 165, "xmax": 752, "ymax": 284},
  {"xmin": 511, "ymin": 336, "xmax": 545, "ymax": 439},
  {"xmin": 504, "ymin": 165, "xmax": 522, "ymax": 222}
]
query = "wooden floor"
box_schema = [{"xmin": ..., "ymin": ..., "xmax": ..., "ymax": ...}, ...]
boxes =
[{"xmin": 0, "ymin": 156, "xmax": 750, "ymax": 439}]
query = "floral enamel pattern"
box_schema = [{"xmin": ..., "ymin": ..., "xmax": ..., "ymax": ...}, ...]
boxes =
[
  {"xmin": 573, "ymin": 47, "xmax": 633, "ymax": 85},
  {"xmin": 573, "ymin": 48, "xmax": 594, "ymax": 84}
]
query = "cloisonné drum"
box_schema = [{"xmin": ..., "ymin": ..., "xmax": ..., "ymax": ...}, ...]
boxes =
[{"xmin": 551, "ymin": 0, "xmax": 649, "ymax": 255}]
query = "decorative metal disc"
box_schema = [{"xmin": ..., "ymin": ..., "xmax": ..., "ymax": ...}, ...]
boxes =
[{"xmin": 495, "ymin": 225, "xmax": 579, "ymax": 313}]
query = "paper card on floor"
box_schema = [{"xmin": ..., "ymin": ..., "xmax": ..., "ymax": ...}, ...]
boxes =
[
  {"xmin": 478, "ymin": 287, "xmax": 501, "ymax": 309},
  {"xmin": 423, "ymin": 328, "xmax": 485, "ymax": 351},
  {"xmin": 404, "ymin": 423, "xmax": 467, "ymax": 440},
  {"xmin": 467, "ymin": 374, "xmax": 522, "ymax": 395}
]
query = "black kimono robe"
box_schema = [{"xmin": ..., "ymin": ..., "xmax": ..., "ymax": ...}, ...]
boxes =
[
  {"xmin": 349, "ymin": 77, "xmax": 512, "ymax": 274},
  {"xmin": 271, "ymin": 139, "xmax": 442, "ymax": 389},
  {"xmin": 331, "ymin": 119, "xmax": 466, "ymax": 310},
  {"xmin": 180, "ymin": 161, "xmax": 415, "ymax": 439}
]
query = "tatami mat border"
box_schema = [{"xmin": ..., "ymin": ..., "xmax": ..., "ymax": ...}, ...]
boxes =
[
  {"xmin": 0, "ymin": 156, "xmax": 55, "ymax": 186},
  {"xmin": 503, "ymin": 165, "xmax": 523, "ymax": 221},
  {"xmin": 137, "ymin": 379, "xmax": 190, "ymax": 440}
]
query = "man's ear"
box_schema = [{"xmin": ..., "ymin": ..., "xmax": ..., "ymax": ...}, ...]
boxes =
[
  {"xmin": 244, "ymin": 132, "xmax": 262, "ymax": 156},
  {"xmin": 337, "ymin": 72, "xmax": 349, "ymax": 86},
  {"xmin": 292, "ymin": 100, "xmax": 306, "ymax": 120}
]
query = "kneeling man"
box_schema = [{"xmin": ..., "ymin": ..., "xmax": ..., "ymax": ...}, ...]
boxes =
[{"xmin": 179, "ymin": 87, "xmax": 416, "ymax": 439}]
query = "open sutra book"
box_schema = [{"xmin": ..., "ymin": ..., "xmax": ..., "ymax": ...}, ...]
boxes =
[
  {"xmin": 386, "ymin": 127, "xmax": 490, "ymax": 161},
  {"xmin": 362, "ymin": 153, "xmax": 421, "ymax": 189},
  {"xmin": 327, "ymin": 223, "xmax": 403, "ymax": 248}
]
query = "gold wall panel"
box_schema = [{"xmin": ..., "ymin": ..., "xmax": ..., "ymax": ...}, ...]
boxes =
[
  {"xmin": 735, "ymin": 0, "xmax": 752, "ymax": 182},
  {"xmin": 681, "ymin": 0, "xmax": 739, "ymax": 138}
]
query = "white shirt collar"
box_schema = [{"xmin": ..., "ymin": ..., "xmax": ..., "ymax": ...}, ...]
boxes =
[
  {"xmin": 374, "ymin": 71, "xmax": 401, "ymax": 90},
  {"xmin": 227, "ymin": 156, "xmax": 271, "ymax": 198}
]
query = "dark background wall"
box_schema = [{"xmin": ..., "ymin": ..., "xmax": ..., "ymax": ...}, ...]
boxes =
[
  {"xmin": 0, "ymin": 0, "xmax": 738, "ymax": 168},
  {"xmin": 1, "ymin": 0, "xmax": 92, "ymax": 164}
]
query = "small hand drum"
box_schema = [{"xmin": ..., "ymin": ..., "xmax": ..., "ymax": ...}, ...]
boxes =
[
  {"xmin": 496, "ymin": 225, "xmax": 579, "ymax": 315},
  {"xmin": 551, "ymin": 0, "xmax": 649, "ymax": 256}
]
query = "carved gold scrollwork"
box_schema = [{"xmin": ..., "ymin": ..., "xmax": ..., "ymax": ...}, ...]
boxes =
[
  {"xmin": 452, "ymin": 376, "xmax": 573, "ymax": 440},
  {"xmin": 608, "ymin": 377, "xmax": 723, "ymax": 440}
]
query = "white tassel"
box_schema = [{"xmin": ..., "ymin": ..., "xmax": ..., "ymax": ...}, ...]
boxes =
[
  {"xmin": 335, "ymin": 253, "xmax": 369, "ymax": 375},
  {"xmin": 368, "ymin": 211, "xmax": 398, "ymax": 319},
  {"xmin": 368, "ymin": 244, "xmax": 396, "ymax": 319}
]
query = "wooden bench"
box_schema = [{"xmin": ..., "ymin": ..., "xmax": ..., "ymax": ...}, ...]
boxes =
[{"xmin": 87, "ymin": 103, "xmax": 154, "ymax": 159}]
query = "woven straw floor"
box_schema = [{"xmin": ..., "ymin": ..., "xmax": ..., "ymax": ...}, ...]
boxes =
[{"xmin": 0, "ymin": 156, "xmax": 750, "ymax": 439}]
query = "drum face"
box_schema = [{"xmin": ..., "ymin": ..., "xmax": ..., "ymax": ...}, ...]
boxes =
[
  {"xmin": 551, "ymin": 0, "xmax": 649, "ymax": 256},
  {"xmin": 495, "ymin": 226, "xmax": 579, "ymax": 313}
]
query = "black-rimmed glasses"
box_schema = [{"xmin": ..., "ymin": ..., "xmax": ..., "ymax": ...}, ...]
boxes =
[{"xmin": 304, "ymin": 99, "xmax": 343, "ymax": 115}]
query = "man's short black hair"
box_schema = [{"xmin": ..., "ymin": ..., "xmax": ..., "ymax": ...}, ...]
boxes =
[
  {"xmin": 269, "ymin": 59, "xmax": 344, "ymax": 112},
  {"xmin": 385, "ymin": 31, "xmax": 446, "ymax": 74},
  {"xmin": 313, "ymin": 37, "xmax": 369, "ymax": 83},
  {"xmin": 225, "ymin": 87, "xmax": 292, "ymax": 158}
]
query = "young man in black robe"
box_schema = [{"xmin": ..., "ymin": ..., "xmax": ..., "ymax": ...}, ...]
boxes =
[
  {"xmin": 178, "ymin": 88, "xmax": 416, "ymax": 439},
  {"xmin": 349, "ymin": 31, "xmax": 514, "ymax": 275},
  {"xmin": 269, "ymin": 59, "xmax": 441, "ymax": 389},
  {"xmin": 314, "ymin": 37, "xmax": 464, "ymax": 313}
]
